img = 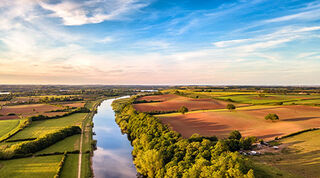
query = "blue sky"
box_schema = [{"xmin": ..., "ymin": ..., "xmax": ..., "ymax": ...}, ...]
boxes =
[{"xmin": 0, "ymin": 0, "xmax": 320, "ymax": 85}]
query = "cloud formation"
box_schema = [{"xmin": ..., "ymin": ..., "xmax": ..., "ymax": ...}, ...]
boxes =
[
  {"xmin": 0, "ymin": 0, "xmax": 319, "ymax": 85},
  {"xmin": 39, "ymin": 0, "xmax": 149, "ymax": 25}
]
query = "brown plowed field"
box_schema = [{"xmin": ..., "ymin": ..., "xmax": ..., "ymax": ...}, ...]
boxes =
[
  {"xmin": 42, "ymin": 112, "xmax": 68, "ymax": 117},
  {"xmin": 0, "ymin": 104, "xmax": 62, "ymax": 116},
  {"xmin": 134, "ymin": 94, "xmax": 241, "ymax": 112},
  {"xmin": 0, "ymin": 115, "xmax": 20, "ymax": 120},
  {"xmin": 159, "ymin": 105, "xmax": 320, "ymax": 141},
  {"xmin": 62, "ymin": 102, "xmax": 85, "ymax": 108}
]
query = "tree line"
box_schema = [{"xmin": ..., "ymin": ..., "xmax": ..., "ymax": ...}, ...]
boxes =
[{"xmin": 112, "ymin": 97, "xmax": 256, "ymax": 177}]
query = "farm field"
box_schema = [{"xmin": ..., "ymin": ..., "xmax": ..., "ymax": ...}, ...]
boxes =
[
  {"xmin": 0, "ymin": 115, "xmax": 20, "ymax": 120},
  {"xmin": 62, "ymin": 102, "xmax": 86, "ymax": 108},
  {"xmin": 0, "ymin": 104, "xmax": 63, "ymax": 118},
  {"xmin": 61, "ymin": 154, "xmax": 79, "ymax": 178},
  {"xmin": 9, "ymin": 95, "xmax": 81, "ymax": 103},
  {"xmin": 252, "ymin": 130, "xmax": 320, "ymax": 178},
  {"xmin": 284, "ymin": 99, "xmax": 320, "ymax": 105},
  {"xmin": 0, "ymin": 155, "xmax": 63, "ymax": 177},
  {"xmin": 81, "ymin": 153, "xmax": 92, "ymax": 178},
  {"xmin": 166, "ymin": 89, "xmax": 320, "ymax": 106},
  {"xmin": 0, "ymin": 119, "xmax": 20, "ymax": 137},
  {"xmin": 134, "ymin": 94, "xmax": 245, "ymax": 112},
  {"xmin": 157, "ymin": 104, "xmax": 320, "ymax": 140},
  {"xmin": 7, "ymin": 113, "xmax": 86, "ymax": 140},
  {"xmin": 216, "ymin": 94, "xmax": 320, "ymax": 105},
  {"xmin": 36, "ymin": 134, "xmax": 81, "ymax": 154}
]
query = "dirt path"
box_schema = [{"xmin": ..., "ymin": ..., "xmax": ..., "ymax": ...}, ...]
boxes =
[{"xmin": 77, "ymin": 122, "xmax": 84, "ymax": 178}]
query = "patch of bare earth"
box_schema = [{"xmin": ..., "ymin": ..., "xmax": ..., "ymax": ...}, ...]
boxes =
[
  {"xmin": 61, "ymin": 102, "xmax": 85, "ymax": 108},
  {"xmin": 159, "ymin": 105, "xmax": 320, "ymax": 140},
  {"xmin": 134, "ymin": 94, "xmax": 241, "ymax": 112},
  {"xmin": 0, "ymin": 104, "xmax": 64, "ymax": 118},
  {"xmin": 0, "ymin": 115, "xmax": 19, "ymax": 120}
]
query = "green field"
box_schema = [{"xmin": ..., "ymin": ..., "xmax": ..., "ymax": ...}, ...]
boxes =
[
  {"xmin": 80, "ymin": 153, "xmax": 92, "ymax": 178},
  {"xmin": 165, "ymin": 89, "xmax": 320, "ymax": 105},
  {"xmin": 252, "ymin": 130, "xmax": 320, "ymax": 178},
  {"xmin": 36, "ymin": 134, "xmax": 81, "ymax": 154},
  {"xmin": 0, "ymin": 155, "xmax": 62, "ymax": 177},
  {"xmin": 0, "ymin": 119, "xmax": 20, "ymax": 137},
  {"xmin": 216, "ymin": 94, "xmax": 316, "ymax": 105},
  {"xmin": 8, "ymin": 113, "xmax": 86, "ymax": 140},
  {"xmin": 61, "ymin": 154, "xmax": 79, "ymax": 178},
  {"xmin": 284, "ymin": 99, "xmax": 320, "ymax": 106}
]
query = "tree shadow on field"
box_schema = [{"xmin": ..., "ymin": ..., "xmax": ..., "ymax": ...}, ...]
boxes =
[
  {"xmin": 282, "ymin": 117, "xmax": 319, "ymax": 122},
  {"xmin": 258, "ymin": 133, "xmax": 283, "ymax": 139}
]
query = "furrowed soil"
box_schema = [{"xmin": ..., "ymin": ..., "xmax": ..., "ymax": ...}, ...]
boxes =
[
  {"xmin": 134, "ymin": 94, "xmax": 242, "ymax": 112},
  {"xmin": 159, "ymin": 105, "xmax": 320, "ymax": 140}
]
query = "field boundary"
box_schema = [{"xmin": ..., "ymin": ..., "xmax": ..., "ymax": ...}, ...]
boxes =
[
  {"xmin": 279, "ymin": 128, "xmax": 320, "ymax": 139},
  {"xmin": 0, "ymin": 118, "xmax": 31, "ymax": 142}
]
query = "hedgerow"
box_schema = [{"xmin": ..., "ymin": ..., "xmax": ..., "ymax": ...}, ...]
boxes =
[
  {"xmin": 0, "ymin": 126, "xmax": 81, "ymax": 159},
  {"xmin": 30, "ymin": 107, "xmax": 90, "ymax": 121},
  {"xmin": 54, "ymin": 152, "xmax": 67, "ymax": 178}
]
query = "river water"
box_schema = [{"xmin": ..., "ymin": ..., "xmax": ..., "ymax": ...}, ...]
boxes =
[{"xmin": 92, "ymin": 98, "xmax": 137, "ymax": 178}]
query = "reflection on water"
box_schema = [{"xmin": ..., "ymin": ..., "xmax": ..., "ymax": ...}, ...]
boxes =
[{"xmin": 92, "ymin": 98, "xmax": 136, "ymax": 178}]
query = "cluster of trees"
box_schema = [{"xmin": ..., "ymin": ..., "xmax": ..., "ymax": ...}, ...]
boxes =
[
  {"xmin": 39, "ymin": 96, "xmax": 83, "ymax": 103},
  {"xmin": 0, "ymin": 94, "xmax": 13, "ymax": 101},
  {"xmin": 0, "ymin": 126, "xmax": 81, "ymax": 159},
  {"xmin": 112, "ymin": 97, "xmax": 255, "ymax": 177},
  {"xmin": 133, "ymin": 100, "xmax": 161, "ymax": 104}
]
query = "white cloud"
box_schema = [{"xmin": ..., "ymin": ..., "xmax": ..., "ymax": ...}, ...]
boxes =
[
  {"xmin": 213, "ymin": 39, "xmax": 251, "ymax": 48},
  {"xmin": 213, "ymin": 26, "xmax": 320, "ymax": 52},
  {"xmin": 265, "ymin": 7, "xmax": 320, "ymax": 23},
  {"xmin": 39, "ymin": 0, "xmax": 149, "ymax": 25},
  {"xmin": 99, "ymin": 36, "xmax": 113, "ymax": 43}
]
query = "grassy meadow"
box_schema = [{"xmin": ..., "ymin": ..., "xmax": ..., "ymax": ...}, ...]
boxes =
[
  {"xmin": 0, "ymin": 119, "xmax": 20, "ymax": 137},
  {"xmin": 61, "ymin": 154, "xmax": 79, "ymax": 178},
  {"xmin": 36, "ymin": 134, "xmax": 81, "ymax": 154},
  {"xmin": 8, "ymin": 113, "xmax": 86, "ymax": 140},
  {"xmin": 0, "ymin": 155, "xmax": 63, "ymax": 178},
  {"xmin": 252, "ymin": 130, "xmax": 320, "ymax": 178}
]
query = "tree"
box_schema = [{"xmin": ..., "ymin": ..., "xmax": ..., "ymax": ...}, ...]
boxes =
[
  {"xmin": 229, "ymin": 130, "xmax": 242, "ymax": 140},
  {"xmin": 265, "ymin": 113, "xmax": 279, "ymax": 121},
  {"xmin": 179, "ymin": 106, "xmax": 188, "ymax": 114},
  {"xmin": 134, "ymin": 149, "xmax": 163, "ymax": 177},
  {"xmin": 227, "ymin": 104, "xmax": 236, "ymax": 111},
  {"xmin": 240, "ymin": 136, "xmax": 257, "ymax": 150}
]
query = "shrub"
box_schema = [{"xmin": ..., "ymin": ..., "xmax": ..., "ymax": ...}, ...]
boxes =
[
  {"xmin": 229, "ymin": 130, "xmax": 242, "ymax": 140},
  {"xmin": 265, "ymin": 113, "xmax": 279, "ymax": 121},
  {"xmin": 178, "ymin": 106, "xmax": 188, "ymax": 114},
  {"xmin": 227, "ymin": 104, "xmax": 236, "ymax": 111},
  {"xmin": 240, "ymin": 136, "xmax": 257, "ymax": 150}
]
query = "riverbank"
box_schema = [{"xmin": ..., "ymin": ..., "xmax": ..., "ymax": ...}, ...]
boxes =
[{"xmin": 78, "ymin": 98, "xmax": 103, "ymax": 178}]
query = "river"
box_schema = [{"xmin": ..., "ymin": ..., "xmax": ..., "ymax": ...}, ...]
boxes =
[{"xmin": 92, "ymin": 98, "xmax": 137, "ymax": 178}]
